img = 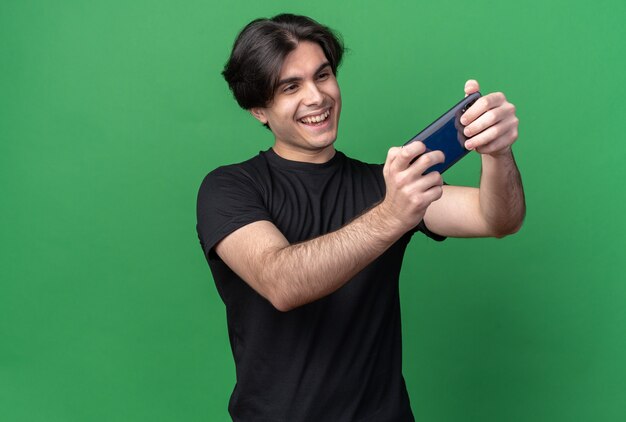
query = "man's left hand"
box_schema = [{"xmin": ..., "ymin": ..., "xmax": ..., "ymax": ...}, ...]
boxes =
[{"xmin": 460, "ymin": 79, "xmax": 519, "ymax": 157}]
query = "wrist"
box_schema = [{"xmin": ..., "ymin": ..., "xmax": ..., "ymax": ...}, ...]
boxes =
[
  {"xmin": 483, "ymin": 145, "xmax": 513, "ymax": 160},
  {"xmin": 369, "ymin": 200, "xmax": 409, "ymax": 241}
]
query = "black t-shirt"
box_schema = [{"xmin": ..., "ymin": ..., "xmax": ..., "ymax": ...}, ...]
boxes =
[{"xmin": 196, "ymin": 149, "xmax": 444, "ymax": 422}]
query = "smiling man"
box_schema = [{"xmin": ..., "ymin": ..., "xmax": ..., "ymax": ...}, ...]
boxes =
[
  {"xmin": 250, "ymin": 41, "xmax": 340, "ymax": 163},
  {"xmin": 197, "ymin": 13, "xmax": 525, "ymax": 422}
]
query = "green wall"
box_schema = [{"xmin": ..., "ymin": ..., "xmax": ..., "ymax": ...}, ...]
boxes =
[{"xmin": 2, "ymin": 1, "xmax": 625, "ymax": 420}]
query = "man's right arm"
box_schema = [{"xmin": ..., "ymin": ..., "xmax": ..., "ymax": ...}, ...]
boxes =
[{"xmin": 215, "ymin": 142, "xmax": 444, "ymax": 312}]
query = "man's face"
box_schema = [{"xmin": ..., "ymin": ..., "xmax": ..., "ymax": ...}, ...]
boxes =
[{"xmin": 251, "ymin": 41, "xmax": 342, "ymax": 163}]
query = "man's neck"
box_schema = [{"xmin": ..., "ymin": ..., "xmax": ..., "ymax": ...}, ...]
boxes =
[{"xmin": 271, "ymin": 144, "xmax": 336, "ymax": 164}]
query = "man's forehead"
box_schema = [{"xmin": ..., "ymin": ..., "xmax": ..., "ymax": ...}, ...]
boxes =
[{"xmin": 279, "ymin": 42, "xmax": 329, "ymax": 78}]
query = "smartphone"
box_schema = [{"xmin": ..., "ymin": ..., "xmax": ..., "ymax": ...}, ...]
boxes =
[{"xmin": 404, "ymin": 91, "xmax": 481, "ymax": 174}]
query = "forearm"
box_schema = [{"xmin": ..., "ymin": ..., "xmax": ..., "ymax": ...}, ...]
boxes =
[
  {"xmin": 478, "ymin": 148, "xmax": 526, "ymax": 237},
  {"xmin": 262, "ymin": 203, "xmax": 404, "ymax": 311},
  {"xmin": 217, "ymin": 144, "xmax": 443, "ymax": 312}
]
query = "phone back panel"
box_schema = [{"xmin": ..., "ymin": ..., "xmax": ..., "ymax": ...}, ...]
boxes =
[{"xmin": 404, "ymin": 91, "xmax": 481, "ymax": 174}]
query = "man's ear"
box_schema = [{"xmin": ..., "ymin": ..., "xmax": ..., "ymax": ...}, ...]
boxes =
[{"xmin": 250, "ymin": 108, "xmax": 268, "ymax": 125}]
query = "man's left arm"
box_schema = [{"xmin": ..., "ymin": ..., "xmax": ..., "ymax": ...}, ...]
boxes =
[{"xmin": 423, "ymin": 79, "xmax": 526, "ymax": 238}]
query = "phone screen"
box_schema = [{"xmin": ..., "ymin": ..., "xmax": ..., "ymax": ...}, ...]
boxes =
[{"xmin": 404, "ymin": 92, "xmax": 481, "ymax": 174}]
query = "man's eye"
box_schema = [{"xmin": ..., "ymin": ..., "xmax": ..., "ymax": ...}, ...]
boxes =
[
  {"xmin": 318, "ymin": 72, "xmax": 330, "ymax": 80},
  {"xmin": 284, "ymin": 84, "xmax": 298, "ymax": 93}
]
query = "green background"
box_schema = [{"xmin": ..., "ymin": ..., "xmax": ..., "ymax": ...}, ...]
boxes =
[{"xmin": 2, "ymin": 0, "xmax": 625, "ymax": 420}]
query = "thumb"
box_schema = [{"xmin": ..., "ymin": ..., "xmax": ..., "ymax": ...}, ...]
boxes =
[{"xmin": 464, "ymin": 79, "xmax": 480, "ymax": 97}]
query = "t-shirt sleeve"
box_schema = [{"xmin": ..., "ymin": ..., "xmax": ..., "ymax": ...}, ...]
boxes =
[
  {"xmin": 196, "ymin": 166, "xmax": 272, "ymax": 261},
  {"xmin": 415, "ymin": 219, "xmax": 446, "ymax": 242}
]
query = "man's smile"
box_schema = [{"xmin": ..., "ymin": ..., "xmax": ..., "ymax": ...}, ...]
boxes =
[{"xmin": 298, "ymin": 108, "xmax": 332, "ymax": 127}]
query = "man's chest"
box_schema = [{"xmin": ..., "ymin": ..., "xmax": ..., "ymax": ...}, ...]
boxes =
[{"xmin": 260, "ymin": 169, "xmax": 384, "ymax": 243}]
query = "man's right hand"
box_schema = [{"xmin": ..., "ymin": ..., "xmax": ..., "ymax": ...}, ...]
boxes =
[{"xmin": 379, "ymin": 142, "xmax": 445, "ymax": 235}]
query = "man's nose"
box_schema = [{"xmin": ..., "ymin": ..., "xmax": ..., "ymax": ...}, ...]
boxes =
[{"xmin": 302, "ymin": 82, "xmax": 324, "ymax": 106}]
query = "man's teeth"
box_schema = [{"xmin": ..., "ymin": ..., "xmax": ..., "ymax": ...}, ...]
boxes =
[{"xmin": 300, "ymin": 110, "xmax": 330, "ymax": 124}]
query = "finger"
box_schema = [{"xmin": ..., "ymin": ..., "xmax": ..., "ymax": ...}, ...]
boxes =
[
  {"xmin": 464, "ymin": 79, "xmax": 480, "ymax": 97},
  {"xmin": 412, "ymin": 170, "xmax": 443, "ymax": 192},
  {"xmin": 460, "ymin": 92, "xmax": 507, "ymax": 126},
  {"xmin": 463, "ymin": 107, "xmax": 506, "ymax": 138},
  {"xmin": 464, "ymin": 116, "xmax": 518, "ymax": 150},
  {"xmin": 426, "ymin": 183, "xmax": 444, "ymax": 203},
  {"xmin": 403, "ymin": 171, "xmax": 444, "ymax": 205},
  {"xmin": 409, "ymin": 149, "xmax": 445, "ymax": 175},
  {"xmin": 392, "ymin": 141, "xmax": 426, "ymax": 172},
  {"xmin": 419, "ymin": 182, "xmax": 444, "ymax": 204},
  {"xmin": 383, "ymin": 146, "xmax": 402, "ymax": 177},
  {"xmin": 464, "ymin": 102, "xmax": 517, "ymax": 138},
  {"xmin": 385, "ymin": 146, "xmax": 402, "ymax": 163},
  {"xmin": 474, "ymin": 127, "xmax": 519, "ymax": 155}
]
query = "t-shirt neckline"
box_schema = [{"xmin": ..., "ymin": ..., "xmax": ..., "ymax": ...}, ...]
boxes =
[{"xmin": 262, "ymin": 148, "xmax": 344, "ymax": 172}]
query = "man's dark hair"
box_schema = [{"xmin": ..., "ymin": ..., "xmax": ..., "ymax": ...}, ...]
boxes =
[{"xmin": 222, "ymin": 14, "xmax": 344, "ymax": 111}]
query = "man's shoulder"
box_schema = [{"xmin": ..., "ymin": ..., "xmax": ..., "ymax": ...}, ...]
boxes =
[
  {"xmin": 196, "ymin": 151, "xmax": 272, "ymax": 204},
  {"xmin": 202, "ymin": 151, "xmax": 269, "ymax": 183},
  {"xmin": 209, "ymin": 150, "xmax": 268, "ymax": 176},
  {"xmin": 339, "ymin": 152, "xmax": 384, "ymax": 178}
]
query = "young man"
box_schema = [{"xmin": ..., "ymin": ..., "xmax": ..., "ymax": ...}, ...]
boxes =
[{"xmin": 197, "ymin": 13, "xmax": 525, "ymax": 421}]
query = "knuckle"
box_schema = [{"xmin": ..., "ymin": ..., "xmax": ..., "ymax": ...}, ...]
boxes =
[
  {"xmin": 434, "ymin": 186, "xmax": 444, "ymax": 199},
  {"xmin": 410, "ymin": 195, "xmax": 423, "ymax": 208},
  {"xmin": 411, "ymin": 141, "xmax": 426, "ymax": 155},
  {"xmin": 426, "ymin": 187, "xmax": 442, "ymax": 203},
  {"xmin": 426, "ymin": 172, "xmax": 442, "ymax": 188},
  {"xmin": 433, "ymin": 172, "xmax": 443, "ymax": 185},
  {"xmin": 385, "ymin": 151, "xmax": 394, "ymax": 163}
]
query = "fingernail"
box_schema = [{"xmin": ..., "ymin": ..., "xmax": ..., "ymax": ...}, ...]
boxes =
[{"xmin": 465, "ymin": 142, "xmax": 472, "ymax": 149}]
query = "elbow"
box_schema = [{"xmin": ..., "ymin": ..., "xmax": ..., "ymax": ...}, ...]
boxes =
[
  {"xmin": 272, "ymin": 300, "xmax": 296, "ymax": 313},
  {"xmin": 267, "ymin": 290, "xmax": 297, "ymax": 312},
  {"xmin": 492, "ymin": 214, "xmax": 525, "ymax": 239},
  {"xmin": 484, "ymin": 202, "xmax": 526, "ymax": 239},
  {"xmin": 493, "ymin": 225, "xmax": 520, "ymax": 239},
  {"xmin": 258, "ymin": 273, "xmax": 297, "ymax": 312},
  {"xmin": 255, "ymin": 250, "xmax": 297, "ymax": 312}
]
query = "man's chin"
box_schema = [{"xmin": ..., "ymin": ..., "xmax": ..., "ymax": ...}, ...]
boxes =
[
  {"xmin": 306, "ymin": 136, "xmax": 337, "ymax": 151},
  {"xmin": 298, "ymin": 125, "xmax": 337, "ymax": 145}
]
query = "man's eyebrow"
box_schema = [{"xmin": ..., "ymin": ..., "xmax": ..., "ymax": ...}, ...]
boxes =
[{"xmin": 277, "ymin": 62, "xmax": 331, "ymax": 86}]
